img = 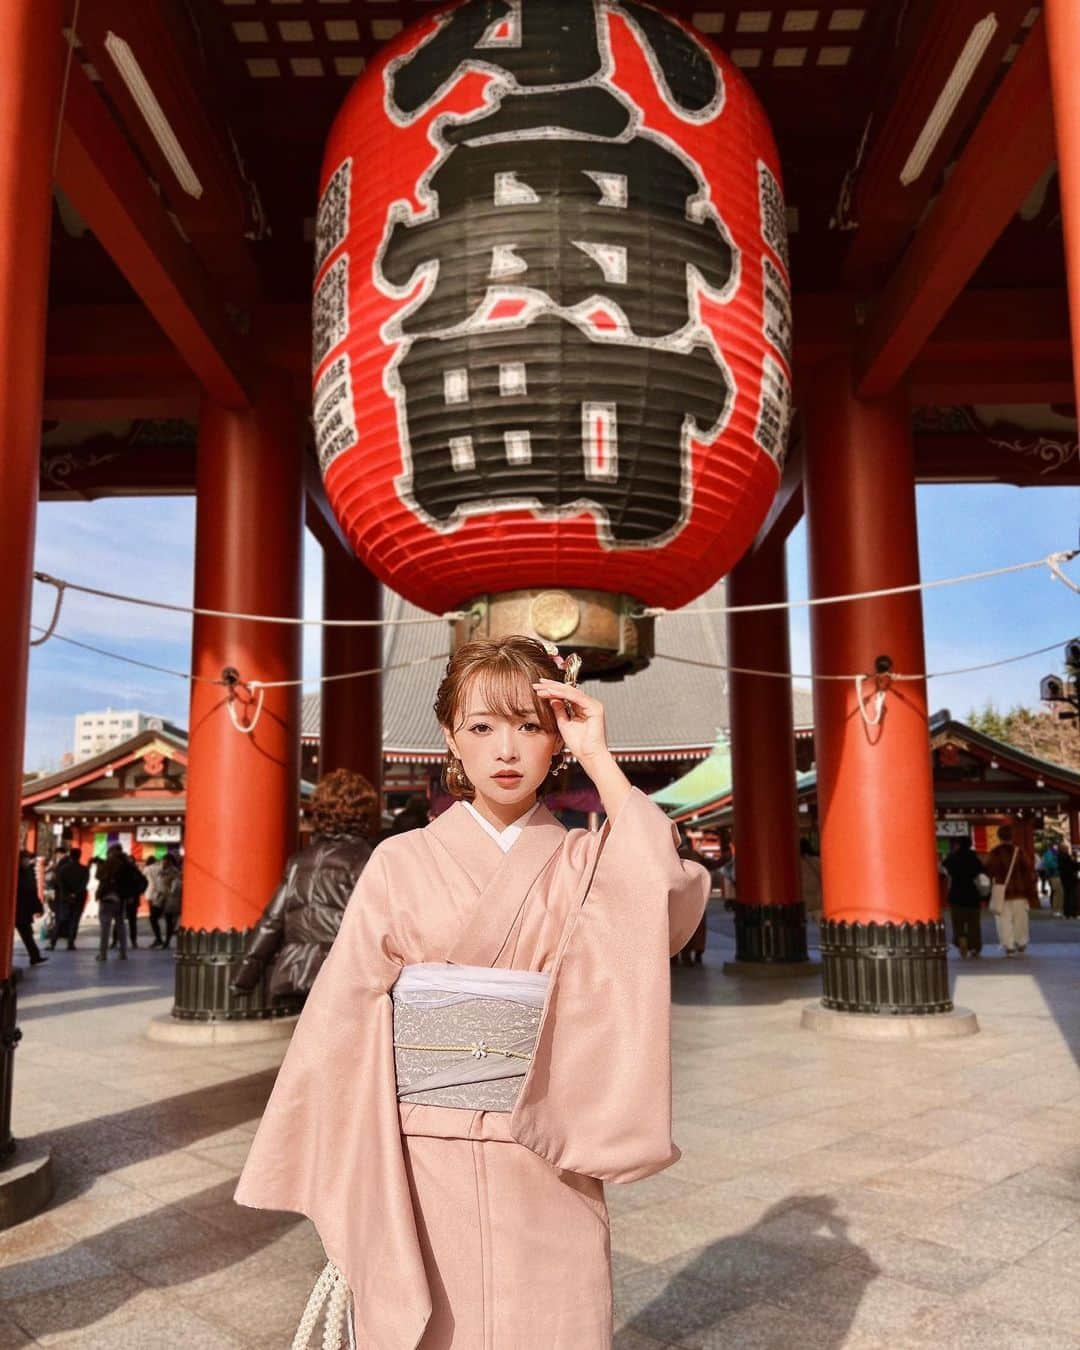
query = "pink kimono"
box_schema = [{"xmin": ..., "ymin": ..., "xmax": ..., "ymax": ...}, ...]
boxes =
[{"xmin": 235, "ymin": 787, "xmax": 709, "ymax": 1348}]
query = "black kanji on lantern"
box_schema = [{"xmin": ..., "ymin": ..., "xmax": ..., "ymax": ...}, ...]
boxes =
[
  {"xmin": 379, "ymin": 0, "xmax": 735, "ymax": 547},
  {"xmin": 393, "ymin": 314, "xmax": 728, "ymax": 544},
  {"xmin": 388, "ymin": 0, "xmax": 718, "ymax": 119},
  {"xmin": 381, "ymin": 135, "xmax": 734, "ymax": 338}
]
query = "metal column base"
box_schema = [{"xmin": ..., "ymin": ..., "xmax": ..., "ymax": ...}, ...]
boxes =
[
  {"xmin": 729, "ymin": 900, "xmax": 809, "ymax": 964},
  {"xmin": 819, "ymin": 919, "xmax": 952, "ymax": 1014},
  {"xmin": 0, "ymin": 974, "xmax": 55, "ymax": 1228},
  {"xmin": 172, "ymin": 928, "xmax": 303, "ymax": 1023},
  {"xmin": 0, "ymin": 975, "xmax": 19, "ymax": 1162}
]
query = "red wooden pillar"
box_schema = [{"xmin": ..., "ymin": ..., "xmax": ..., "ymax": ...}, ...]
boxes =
[
  {"xmin": 725, "ymin": 536, "xmax": 808, "ymax": 966},
  {"xmin": 175, "ymin": 386, "xmax": 303, "ymax": 1021},
  {"xmin": 0, "ymin": 0, "xmax": 63, "ymax": 1163},
  {"xmin": 1046, "ymin": 0, "xmax": 1080, "ymax": 401},
  {"xmin": 803, "ymin": 359, "xmax": 949, "ymax": 1015},
  {"xmin": 320, "ymin": 546, "xmax": 382, "ymax": 797}
]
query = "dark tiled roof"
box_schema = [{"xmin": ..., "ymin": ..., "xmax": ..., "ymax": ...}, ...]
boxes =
[
  {"xmin": 22, "ymin": 728, "xmax": 189, "ymax": 804},
  {"xmin": 303, "ymin": 584, "xmax": 813, "ymax": 754}
]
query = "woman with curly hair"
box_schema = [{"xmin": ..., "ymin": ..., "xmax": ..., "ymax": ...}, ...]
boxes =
[
  {"xmin": 236, "ymin": 637, "xmax": 709, "ymax": 1348},
  {"xmin": 230, "ymin": 768, "xmax": 378, "ymax": 1001}
]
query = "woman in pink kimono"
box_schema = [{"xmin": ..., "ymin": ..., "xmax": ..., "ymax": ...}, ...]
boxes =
[{"xmin": 235, "ymin": 636, "xmax": 710, "ymax": 1348}]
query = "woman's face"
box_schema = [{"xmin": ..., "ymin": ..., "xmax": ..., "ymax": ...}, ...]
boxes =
[{"xmin": 443, "ymin": 672, "xmax": 561, "ymax": 812}]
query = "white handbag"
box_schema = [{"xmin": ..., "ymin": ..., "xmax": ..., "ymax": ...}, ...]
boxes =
[{"xmin": 989, "ymin": 848, "xmax": 1018, "ymax": 917}]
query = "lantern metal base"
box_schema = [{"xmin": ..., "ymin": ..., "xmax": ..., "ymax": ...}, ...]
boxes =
[{"xmin": 454, "ymin": 589, "xmax": 654, "ymax": 678}]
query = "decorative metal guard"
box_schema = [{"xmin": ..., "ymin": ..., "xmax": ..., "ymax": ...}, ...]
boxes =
[
  {"xmin": 730, "ymin": 900, "xmax": 809, "ymax": 963},
  {"xmin": 818, "ymin": 919, "xmax": 952, "ymax": 1015},
  {"xmin": 173, "ymin": 928, "xmax": 303, "ymax": 1022}
]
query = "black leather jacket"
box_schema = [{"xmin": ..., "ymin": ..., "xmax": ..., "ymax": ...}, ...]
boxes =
[{"xmin": 231, "ymin": 833, "xmax": 372, "ymax": 998}]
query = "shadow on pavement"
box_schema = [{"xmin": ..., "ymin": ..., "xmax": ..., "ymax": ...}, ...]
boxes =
[{"xmin": 621, "ymin": 1196, "xmax": 877, "ymax": 1345}]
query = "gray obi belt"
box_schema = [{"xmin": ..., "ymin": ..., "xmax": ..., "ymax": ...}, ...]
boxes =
[{"xmin": 391, "ymin": 962, "xmax": 549, "ymax": 1112}]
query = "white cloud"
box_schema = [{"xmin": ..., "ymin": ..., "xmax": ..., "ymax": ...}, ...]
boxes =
[{"xmin": 26, "ymin": 497, "xmax": 330, "ymax": 771}]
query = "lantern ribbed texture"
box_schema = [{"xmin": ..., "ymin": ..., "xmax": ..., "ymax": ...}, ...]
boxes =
[{"xmin": 313, "ymin": 0, "xmax": 790, "ymax": 614}]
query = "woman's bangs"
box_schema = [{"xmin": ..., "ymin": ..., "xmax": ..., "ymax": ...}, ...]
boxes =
[{"xmin": 457, "ymin": 664, "xmax": 556, "ymax": 733}]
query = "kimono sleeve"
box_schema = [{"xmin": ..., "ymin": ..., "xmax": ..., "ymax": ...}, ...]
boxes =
[
  {"xmin": 234, "ymin": 847, "xmax": 432, "ymax": 1350},
  {"xmin": 511, "ymin": 788, "xmax": 709, "ymax": 1184}
]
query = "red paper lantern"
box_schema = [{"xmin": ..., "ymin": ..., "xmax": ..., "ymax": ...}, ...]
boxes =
[{"xmin": 314, "ymin": 0, "xmax": 790, "ymax": 614}]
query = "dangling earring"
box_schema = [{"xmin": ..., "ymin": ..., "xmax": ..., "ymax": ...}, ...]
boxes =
[
  {"xmin": 444, "ymin": 753, "xmax": 473, "ymax": 797},
  {"xmin": 543, "ymin": 750, "xmax": 568, "ymax": 792}
]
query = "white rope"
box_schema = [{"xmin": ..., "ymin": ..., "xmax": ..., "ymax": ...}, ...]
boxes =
[
  {"xmin": 32, "ymin": 571, "xmax": 467, "ymax": 629},
  {"xmin": 30, "ymin": 623, "xmax": 449, "ymax": 693},
  {"xmin": 32, "ymin": 547, "xmax": 1076, "ymax": 631},
  {"xmin": 638, "ymin": 549, "xmax": 1079, "ymax": 620},
  {"xmin": 855, "ymin": 674, "xmax": 887, "ymax": 727},
  {"xmin": 654, "ymin": 637, "xmax": 1073, "ymax": 683},
  {"xmin": 252, "ymin": 653, "xmax": 448, "ymax": 690},
  {"xmin": 29, "ymin": 578, "xmax": 66, "ymax": 648},
  {"xmin": 29, "ymin": 625, "xmax": 217, "ymax": 683},
  {"xmin": 1048, "ymin": 553, "xmax": 1080, "ymax": 595},
  {"xmin": 225, "ymin": 682, "xmax": 265, "ymax": 734}
]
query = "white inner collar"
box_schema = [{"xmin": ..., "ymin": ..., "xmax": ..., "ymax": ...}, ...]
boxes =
[{"xmin": 462, "ymin": 799, "xmax": 541, "ymax": 853}]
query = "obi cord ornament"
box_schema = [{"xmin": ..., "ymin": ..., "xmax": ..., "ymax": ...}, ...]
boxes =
[{"xmin": 312, "ymin": 0, "xmax": 791, "ymax": 613}]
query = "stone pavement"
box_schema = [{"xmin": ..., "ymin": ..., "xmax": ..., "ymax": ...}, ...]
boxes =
[{"xmin": 1, "ymin": 908, "xmax": 1079, "ymax": 1349}]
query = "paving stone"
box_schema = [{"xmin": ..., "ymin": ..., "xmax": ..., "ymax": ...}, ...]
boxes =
[
  {"xmin": 674, "ymin": 1300, "xmax": 857, "ymax": 1350},
  {"xmin": 1018, "ymin": 1223, "xmax": 1080, "ymax": 1278},
  {"xmin": 961, "ymin": 1259, "xmax": 1080, "ymax": 1333},
  {"xmin": 6, "ymin": 907, "xmax": 1080, "ymax": 1347},
  {"xmin": 839, "ymin": 1230, "xmax": 1002, "ymax": 1295},
  {"xmin": 613, "ymin": 1330, "xmax": 670, "ymax": 1350},
  {"xmin": 611, "ymin": 1189, "xmax": 769, "ymax": 1263},
  {"xmin": 0, "ymin": 1243, "xmax": 118, "ymax": 1301},
  {"xmin": 0, "ymin": 1315, "xmax": 34, "ymax": 1349},
  {"xmin": 189, "ymin": 1268, "xmax": 330, "ymax": 1345},
  {"xmin": 897, "ymin": 1301, "xmax": 1080, "ymax": 1349},
  {"xmin": 614, "ymin": 1262, "xmax": 740, "ymax": 1341},
  {"xmin": 895, "ymin": 1201, "xmax": 1072, "ymax": 1261},
  {"xmin": 769, "ymin": 1263, "xmax": 949, "ymax": 1341},
  {"xmin": 0, "ymin": 1272, "xmax": 150, "ymax": 1343}
]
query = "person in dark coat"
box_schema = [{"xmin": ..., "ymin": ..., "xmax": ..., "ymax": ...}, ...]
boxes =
[
  {"xmin": 115, "ymin": 853, "xmax": 148, "ymax": 948},
  {"xmin": 942, "ymin": 836, "xmax": 986, "ymax": 958},
  {"xmin": 230, "ymin": 769, "xmax": 378, "ymax": 1001},
  {"xmin": 381, "ymin": 792, "xmax": 431, "ymax": 840},
  {"xmin": 1058, "ymin": 842, "xmax": 1079, "ymax": 919},
  {"xmin": 15, "ymin": 851, "xmax": 47, "ymax": 966},
  {"xmin": 51, "ymin": 846, "xmax": 90, "ymax": 950},
  {"xmin": 673, "ymin": 828, "xmax": 709, "ymax": 965},
  {"xmin": 94, "ymin": 846, "xmax": 129, "ymax": 961}
]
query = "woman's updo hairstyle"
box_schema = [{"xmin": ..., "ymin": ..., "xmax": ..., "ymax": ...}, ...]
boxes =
[{"xmin": 434, "ymin": 636, "xmax": 567, "ymax": 800}]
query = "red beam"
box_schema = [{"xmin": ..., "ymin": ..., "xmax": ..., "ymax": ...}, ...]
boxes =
[
  {"xmin": 844, "ymin": 0, "xmax": 1036, "ymax": 287},
  {"xmin": 43, "ymin": 375, "xmax": 200, "ymax": 421},
  {"xmin": 855, "ymin": 21, "xmax": 1056, "ymax": 398},
  {"xmin": 750, "ymin": 437, "xmax": 804, "ymax": 554},
  {"xmin": 55, "ymin": 59, "xmax": 253, "ymax": 408},
  {"xmin": 908, "ymin": 359, "xmax": 1075, "ymax": 406},
  {"xmin": 75, "ymin": 0, "xmax": 261, "ymax": 303},
  {"xmin": 917, "ymin": 434, "xmax": 1080, "ymax": 486},
  {"xmin": 304, "ymin": 454, "xmax": 355, "ymax": 558}
]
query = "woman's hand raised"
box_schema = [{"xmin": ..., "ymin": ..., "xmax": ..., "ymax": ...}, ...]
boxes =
[{"xmin": 531, "ymin": 679, "xmax": 610, "ymax": 765}]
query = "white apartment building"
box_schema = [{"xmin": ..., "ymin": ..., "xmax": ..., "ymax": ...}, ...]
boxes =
[{"xmin": 72, "ymin": 709, "xmax": 169, "ymax": 762}]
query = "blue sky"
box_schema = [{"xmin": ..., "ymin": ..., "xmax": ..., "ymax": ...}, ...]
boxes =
[{"xmin": 23, "ymin": 483, "xmax": 1079, "ymax": 772}]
